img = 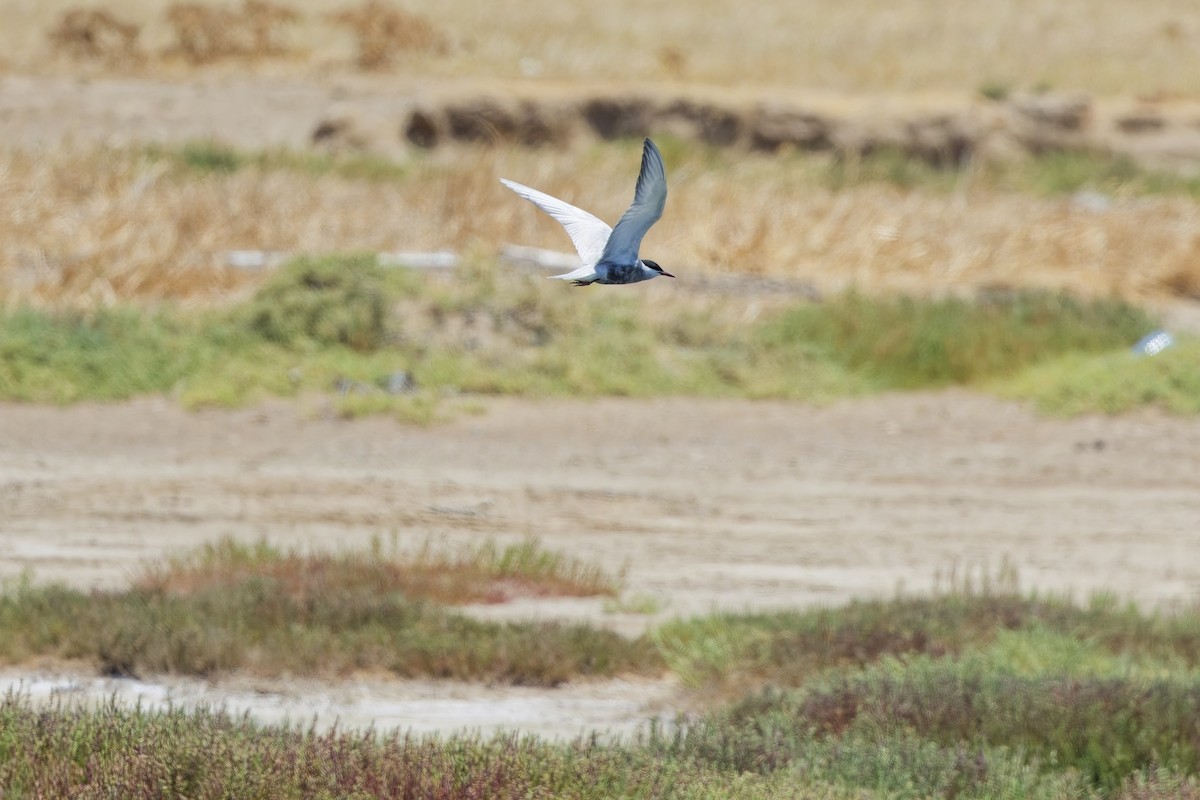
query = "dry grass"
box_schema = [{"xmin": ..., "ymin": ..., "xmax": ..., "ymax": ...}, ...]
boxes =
[
  {"xmin": 241, "ymin": 0, "xmax": 299, "ymax": 55},
  {"xmin": 328, "ymin": 1, "xmax": 445, "ymax": 70},
  {"xmin": 46, "ymin": 8, "xmax": 142, "ymax": 65},
  {"xmin": 5, "ymin": 0, "xmax": 1200, "ymax": 94},
  {"xmin": 163, "ymin": 0, "xmax": 299, "ymax": 64},
  {"xmin": 2, "ymin": 143, "xmax": 1198, "ymax": 307}
]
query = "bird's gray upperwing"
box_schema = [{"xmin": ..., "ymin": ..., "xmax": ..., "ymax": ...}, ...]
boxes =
[
  {"xmin": 597, "ymin": 138, "xmax": 667, "ymax": 266},
  {"xmin": 499, "ymin": 179, "xmax": 612, "ymax": 268}
]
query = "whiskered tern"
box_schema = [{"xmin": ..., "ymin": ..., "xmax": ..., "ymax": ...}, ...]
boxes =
[{"xmin": 500, "ymin": 138, "xmax": 673, "ymax": 286}]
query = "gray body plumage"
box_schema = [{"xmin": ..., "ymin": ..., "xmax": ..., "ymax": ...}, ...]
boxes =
[
  {"xmin": 591, "ymin": 261, "xmax": 659, "ymax": 285},
  {"xmin": 500, "ymin": 138, "xmax": 673, "ymax": 286}
]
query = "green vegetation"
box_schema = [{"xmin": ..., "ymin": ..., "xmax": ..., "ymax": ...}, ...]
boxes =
[
  {"xmin": 666, "ymin": 668, "xmax": 1200, "ymax": 793},
  {"xmin": 0, "ymin": 254, "xmax": 1185, "ymax": 418},
  {"xmin": 0, "ymin": 306, "xmax": 223, "ymax": 404},
  {"xmin": 154, "ymin": 137, "xmax": 1200, "ymax": 200},
  {"xmin": 9, "ymin": 553, "xmax": 1200, "ymax": 797},
  {"xmin": 757, "ymin": 289, "xmax": 1153, "ymax": 389},
  {"xmin": 653, "ymin": 592, "xmax": 1200, "ymax": 796},
  {"xmin": 0, "ymin": 698, "xmax": 861, "ymax": 800},
  {"xmin": 0, "ymin": 538, "xmax": 653, "ymax": 685},
  {"xmin": 834, "ymin": 147, "xmax": 1200, "ymax": 198},
  {"xmin": 978, "ymin": 79, "xmax": 1013, "ymax": 102},
  {"xmin": 144, "ymin": 140, "xmax": 411, "ymax": 182},
  {"xmin": 656, "ymin": 590, "xmax": 1200, "ymax": 690},
  {"xmin": 648, "ymin": 589, "xmax": 1200, "ymax": 796},
  {"xmin": 239, "ymin": 253, "xmax": 412, "ymax": 351},
  {"xmin": 996, "ymin": 340, "xmax": 1200, "ymax": 415}
]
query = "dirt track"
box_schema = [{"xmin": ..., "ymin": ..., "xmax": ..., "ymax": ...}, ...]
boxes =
[{"xmin": 4, "ymin": 392, "xmax": 1199, "ymax": 612}]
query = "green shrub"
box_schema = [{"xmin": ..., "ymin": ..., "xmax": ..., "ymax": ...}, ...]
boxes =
[
  {"xmin": 757, "ymin": 290, "xmax": 1153, "ymax": 387},
  {"xmin": 656, "ymin": 592, "xmax": 1104, "ymax": 688},
  {"xmin": 688, "ymin": 664, "xmax": 1200, "ymax": 792},
  {"xmin": 646, "ymin": 704, "xmax": 1087, "ymax": 799},
  {"xmin": 1001, "ymin": 340, "xmax": 1200, "ymax": 415},
  {"xmin": 239, "ymin": 254, "xmax": 400, "ymax": 351}
]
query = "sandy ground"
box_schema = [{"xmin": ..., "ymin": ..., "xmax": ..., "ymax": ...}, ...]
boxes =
[
  {"xmin": 0, "ymin": 72, "xmax": 364, "ymax": 151},
  {"xmin": 3, "ymin": 393, "xmax": 1199, "ymax": 736}
]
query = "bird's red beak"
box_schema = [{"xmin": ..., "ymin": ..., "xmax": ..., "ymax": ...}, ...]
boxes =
[{"xmin": 661, "ymin": 270, "xmax": 675, "ymax": 278}]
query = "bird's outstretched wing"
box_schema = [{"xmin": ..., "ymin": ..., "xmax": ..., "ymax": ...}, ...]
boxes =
[
  {"xmin": 598, "ymin": 138, "xmax": 667, "ymax": 266},
  {"xmin": 499, "ymin": 179, "xmax": 612, "ymax": 268}
]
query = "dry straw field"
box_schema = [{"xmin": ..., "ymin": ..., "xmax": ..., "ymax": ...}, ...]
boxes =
[
  {"xmin": 4, "ymin": 143, "xmax": 1200, "ymax": 308},
  {"xmin": 7, "ymin": 0, "xmax": 1200, "ymax": 93},
  {"xmin": 2, "ymin": 0, "xmax": 1200, "ymax": 307}
]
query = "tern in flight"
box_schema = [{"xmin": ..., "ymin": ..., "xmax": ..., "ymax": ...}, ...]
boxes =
[{"xmin": 500, "ymin": 138, "xmax": 673, "ymax": 286}]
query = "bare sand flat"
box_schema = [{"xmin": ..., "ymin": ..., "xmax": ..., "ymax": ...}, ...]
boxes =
[{"xmin": 5, "ymin": 393, "xmax": 1198, "ymax": 613}]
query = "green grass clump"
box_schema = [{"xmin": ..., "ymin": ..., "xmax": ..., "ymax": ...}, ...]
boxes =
[
  {"xmin": 978, "ymin": 80, "xmax": 1013, "ymax": 102},
  {"xmin": 0, "ymin": 539, "xmax": 654, "ymax": 685},
  {"xmin": 658, "ymin": 590, "xmax": 1200, "ymax": 690},
  {"xmin": 646, "ymin": 717, "xmax": 1086, "ymax": 799},
  {"xmin": 653, "ymin": 664, "xmax": 1200, "ymax": 794},
  {"xmin": 763, "ymin": 665, "xmax": 1200, "ymax": 791},
  {"xmin": 657, "ymin": 592, "xmax": 1036, "ymax": 688},
  {"xmin": 239, "ymin": 253, "xmax": 411, "ymax": 351},
  {"xmin": 757, "ymin": 289, "xmax": 1153, "ymax": 388},
  {"xmin": 999, "ymin": 339, "xmax": 1200, "ymax": 415}
]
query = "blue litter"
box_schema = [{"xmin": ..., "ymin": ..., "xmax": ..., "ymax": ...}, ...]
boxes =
[{"xmin": 1131, "ymin": 330, "xmax": 1174, "ymax": 356}]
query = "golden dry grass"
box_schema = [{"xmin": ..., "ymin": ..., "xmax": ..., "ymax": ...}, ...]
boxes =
[
  {"xmin": 9, "ymin": 4, "xmax": 1199, "ymax": 310},
  {"xmin": 327, "ymin": 1, "xmax": 445, "ymax": 70},
  {"xmin": 4, "ymin": 0, "xmax": 1200, "ymax": 95},
  {"xmin": 163, "ymin": 1, "xmax": 299, "ymax": 64},
  {"xmin": 2, "ymin": 143, "xmax": 1198, "ymax": 307},
  {"xmin": 46, "ymin": 8, "xmax": 143, "ymax": 65}
]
